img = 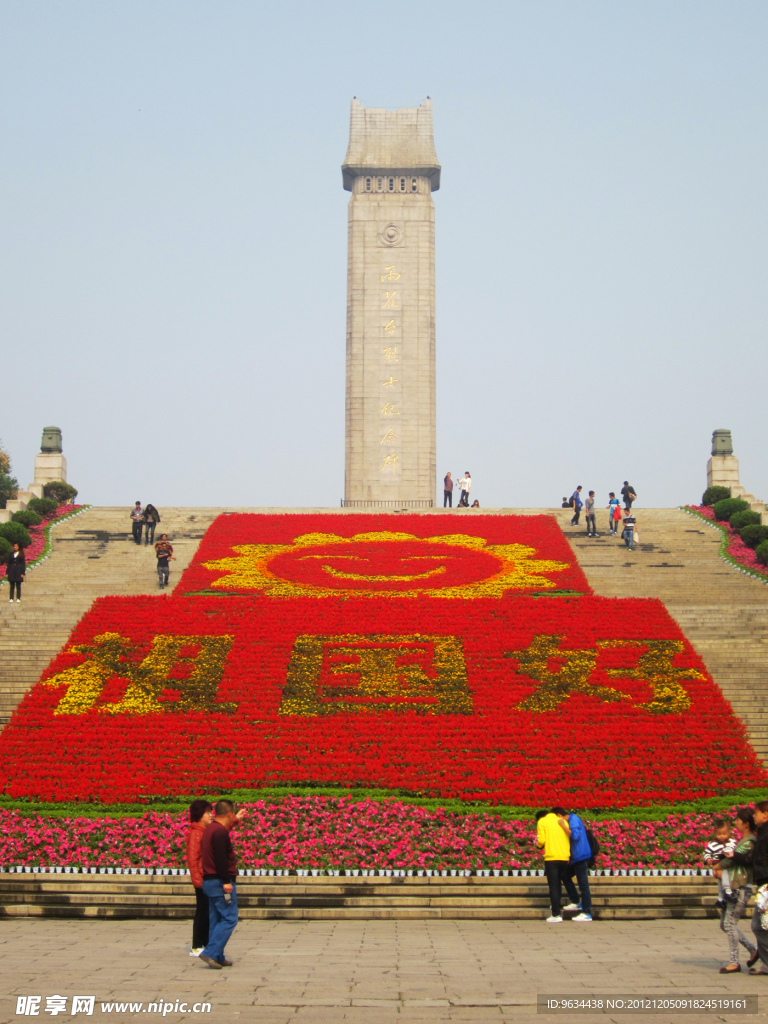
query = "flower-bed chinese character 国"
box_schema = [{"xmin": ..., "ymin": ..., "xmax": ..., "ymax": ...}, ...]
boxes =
[{"xmin": 0, "ymin": 513, "xmax": 763, "ymax": 806}]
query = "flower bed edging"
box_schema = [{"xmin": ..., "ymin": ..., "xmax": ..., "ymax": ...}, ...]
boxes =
[
  {"xmin": 0, "ymin": 505, "xmax": 90, "ymax": 582},
  {"xmin": 682, "ymin": 505, "xmax": 768, "ymax": 585}
]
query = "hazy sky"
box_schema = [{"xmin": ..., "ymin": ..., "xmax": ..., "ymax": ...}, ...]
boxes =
[{"xmin": 2, "ymin": 2, "xmax": 766, "ymax": 509}]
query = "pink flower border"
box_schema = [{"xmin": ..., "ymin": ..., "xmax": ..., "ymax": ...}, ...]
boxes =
[{"xmin": 0, "ymin": 797, "xmax": 749, "ymax": 872}]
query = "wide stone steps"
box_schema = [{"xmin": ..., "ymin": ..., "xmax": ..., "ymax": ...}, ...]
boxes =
[{"xmin": 0, "ymin": 874, "xmax": 725, "ymax": 921}]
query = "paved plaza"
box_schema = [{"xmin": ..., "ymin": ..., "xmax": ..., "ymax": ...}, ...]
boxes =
[{"xmin": 1, "ymin": 918, "xmax": 764, "ymax": 1023}]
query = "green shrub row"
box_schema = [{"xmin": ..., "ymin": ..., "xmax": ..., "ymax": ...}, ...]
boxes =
[{"xmin": 2, "ymin": 786, "xmax": 767, "ymax": 822}]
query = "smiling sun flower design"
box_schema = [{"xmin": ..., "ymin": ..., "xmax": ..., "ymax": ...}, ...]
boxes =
[{"xmin": 201, "ymin": 531, "xmax": 570, "ymax": 598}]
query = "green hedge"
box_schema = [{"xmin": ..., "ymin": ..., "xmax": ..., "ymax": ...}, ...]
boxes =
[
  {"xmin": 713, "ymin": 498, "xmax": 750, "ymax": 522},
  {"xmin": 0, "ymin": 521, "xmax": 31, "ymax": 548},
  {"xmin": 740, "ymin": 525, "xmax": 768, "ymax": 549},
  {"xmin": 27, "ymin": 497, "xmax": 57, "ymax": 516},
  {"xmin": 0, "ymin": 537, "xmax": 11, "ymax": 562},
  {"xmin": 702, "ymin": 485, "xmax": 731, "ymax": 506},
  {"xmin": 2, "ymin": 786, "xmax": 768, "ymax": 822},
  {"xmin": 11, "ymin": 509, "xmax": 42, "ymax": 528},
  {"xmin": 43, "ymin": 481, "xmax": 78, "ymax": 503},
  {"xmin": 755, "ymin": 540, "xmax": 768, "ymax": 566},
  {"xmin": 730, "ymin": 510, "xmax": 762, "ymax": 531}
]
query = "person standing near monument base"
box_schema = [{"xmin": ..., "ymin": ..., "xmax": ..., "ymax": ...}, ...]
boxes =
[
  {"xmin": 458, "ymin": 472, "xmax": 471, "ymax": 507},
  {"xmin": 443, "ymin": 472, "xmax": 453, "ymax": 508}
]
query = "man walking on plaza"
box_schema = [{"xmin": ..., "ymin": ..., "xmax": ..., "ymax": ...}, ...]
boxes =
[
  {"xmin": 558, "ymin": 808, "xmax": 593, "ymax": 922},
  {"xmin": 536, "ymin": 808, "xmax": 571, "ymax": 923},
  {"xmin": 130, "ymin": 501, "xmax": 144, "ymax": 545},
  {"xmin": 199, "ymin": 800, "xmax": 245, "ymax": 969},
  {"xmin": 570, "ymin": 486, "xmax": 583, "ymax": 526},
  {"xmin": 444, "ymin": 472, "xmax": 453, "ymax": 508},
  {"xmin": 750, "ymin": 801, "xmax": 768, "ymax": 974}
]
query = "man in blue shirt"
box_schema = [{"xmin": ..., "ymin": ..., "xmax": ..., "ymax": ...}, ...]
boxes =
[
  {"xmin": 569, "ymin": 487, "xmax": 583, "ymax": 526},
  {"xmin": 556, "ymin": 807, "xmax": 593, "ymax": 921}
]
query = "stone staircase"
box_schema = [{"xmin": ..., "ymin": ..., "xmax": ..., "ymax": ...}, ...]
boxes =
[
  {"xmin": 0, "ymin": 507, "xmax": 220, "ymax": 725},
  {"xmin": 556, "ymin": 507, "xmax": 768, "ymax": 762},
  {"xmin": 0, "ymin": 873, "xmax": 724, "ymax": 921}
]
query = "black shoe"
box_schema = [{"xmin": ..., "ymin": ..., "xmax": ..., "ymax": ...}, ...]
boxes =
[
  {"xmin": 716, "ymin": 899, "xmax": 726, "ymax": 910},
  {"xmin": 725, "ymin": 890, "xmax": 739, "ymax": 903}
]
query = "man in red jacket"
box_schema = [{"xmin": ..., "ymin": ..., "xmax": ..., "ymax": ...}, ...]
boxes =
[{"xmin": 198, "ymin": 799, "xmax": 245, "ymax": 969}]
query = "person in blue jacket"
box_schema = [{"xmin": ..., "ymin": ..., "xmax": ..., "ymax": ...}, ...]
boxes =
[{"xmin": 555, "ymin": 807, "xmax": 593, "ymax": 921}]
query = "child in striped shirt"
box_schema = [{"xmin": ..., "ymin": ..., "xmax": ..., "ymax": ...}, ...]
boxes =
[{"xmin": 703, "ymin": 820, "xmax": 737, "ymax": 906}]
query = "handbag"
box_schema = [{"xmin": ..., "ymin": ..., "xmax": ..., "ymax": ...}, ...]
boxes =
[{"xmin": 633, "ymin": 529, "xmax": 640, "ymax": 544}]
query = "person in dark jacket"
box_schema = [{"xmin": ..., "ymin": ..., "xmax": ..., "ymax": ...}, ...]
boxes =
[
  {"xmin": 186, "ymin": 799, "xmax": 213, "ymax": 957},
  {"xmin": 143, "ymin": 504, "xmax": 160, "ymax": 546},
  {"xmin": 750, "ymin": 801, "xmax": 768, "ymax": 974},
  {"xmin": 198, "ymin": 799, "xmax": 245, "ymax": 969},
  {"xmin": 621, "ymin": 481, "xmax": 636, "ymax": 511},
  {"xmin": 6, "ymin": 543, "xmax": 26, "ymax": 603}
]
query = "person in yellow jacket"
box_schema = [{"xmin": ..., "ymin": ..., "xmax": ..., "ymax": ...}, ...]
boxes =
[{"xmin": 536, "ymin": 807, "xmax": 572, "ymax": 923}]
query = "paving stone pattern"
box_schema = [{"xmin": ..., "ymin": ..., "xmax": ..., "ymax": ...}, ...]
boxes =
[{"xmin": 0, "ymin": 918, "xmax": 763, "ymax": 1023}]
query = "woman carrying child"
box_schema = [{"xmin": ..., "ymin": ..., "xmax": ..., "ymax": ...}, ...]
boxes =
[{"xmin": 716, "ymin": 808, "xmax": 760, "ymax": 973}]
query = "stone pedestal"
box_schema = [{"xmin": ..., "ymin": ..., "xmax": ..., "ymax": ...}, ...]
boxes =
[
  {"xmin": 707, "ymin": 455, "xmax": 740, "ymax": 490},
  {"xmin": 5, "ymin": 499, "xmax": 27, "ymax": 513},
  {"xmin": 33, "ymin": 452, "xmax": 67, "ymax": 487}
]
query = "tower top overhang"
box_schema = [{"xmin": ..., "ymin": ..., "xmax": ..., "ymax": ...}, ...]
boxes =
[{"xmin": 342, "ymin": 98, "xmax": 441, "ymax": 192}]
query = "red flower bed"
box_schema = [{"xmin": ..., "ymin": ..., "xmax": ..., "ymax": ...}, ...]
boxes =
[
  {"xmin": 178, "ymin": 512, "xmax": 591, "ymax": 596},
  {"xmin": 0, "ymin": 513, "xmax": 763, "ymax": 806}
]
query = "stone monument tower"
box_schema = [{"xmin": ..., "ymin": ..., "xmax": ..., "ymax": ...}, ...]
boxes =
[{"xmin": 342, "ymin": 98, "xmax": 440, "ymax": 507}]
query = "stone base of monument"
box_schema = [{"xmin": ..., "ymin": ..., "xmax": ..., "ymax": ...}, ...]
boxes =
[{"xmin": 707, "ymin": 433, "xmax": 767, "ymax": 522}]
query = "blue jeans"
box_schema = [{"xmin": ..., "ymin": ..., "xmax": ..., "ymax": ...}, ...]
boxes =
[
  {"xmin": 144, "ymin": 521, "xmax": 156, "ymax": 545},
  {"xmin": 201, "ymin": 879, "xmax": 238, "ymax": 963},
  {"xmin": 567, "ymin": 859, "xmax": 592, "ymax": 916}
]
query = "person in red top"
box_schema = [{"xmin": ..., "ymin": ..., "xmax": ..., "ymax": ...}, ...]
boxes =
[
  {"xmin": 198, "ymin": 799, "xmax": 245, "ymax": 969},
  {"xmin": 186, "ymin": 799, "xmax": 213, "ymax": 957}
]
